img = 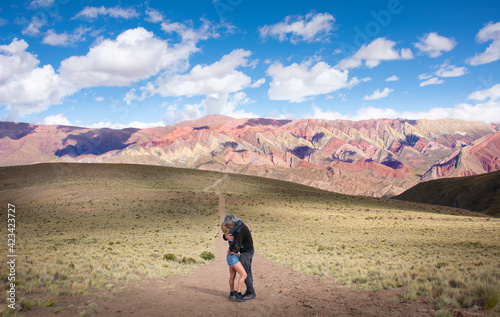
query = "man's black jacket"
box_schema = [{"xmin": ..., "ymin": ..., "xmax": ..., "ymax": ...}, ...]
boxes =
[{"xmin": 224, "ymin": 222, "xmax": 254, "ymax": 254}]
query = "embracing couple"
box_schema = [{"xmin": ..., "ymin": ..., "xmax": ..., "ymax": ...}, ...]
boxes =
[{"xmin": 221, "ymin": 214, "xmax": 256, "ymax": 302}]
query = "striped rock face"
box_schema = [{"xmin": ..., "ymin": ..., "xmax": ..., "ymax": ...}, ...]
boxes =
[{"xmin": 1, "ymin": 115, "xmax": 498, "ymax": 197}]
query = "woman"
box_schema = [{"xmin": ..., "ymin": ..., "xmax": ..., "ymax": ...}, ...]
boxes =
[{"xmin": 221, "ymin": 221, "xmax": 247, "ymax": 302}]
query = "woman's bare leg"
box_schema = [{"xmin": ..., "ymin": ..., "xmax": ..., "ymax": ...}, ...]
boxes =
[
  {"xmin": 228, "ymin": 266, "xmax": 236, "ymax": 292},
  {"xmin": 232, "ymin": 262, "xmax": 247, "ymax": 293}
]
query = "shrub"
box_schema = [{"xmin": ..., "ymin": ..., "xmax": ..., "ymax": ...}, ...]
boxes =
[
  {"xmin": 19, "ymin": 298, "xmax": 37, "ymax": 311},
  {"xmin": 42, "ymin": 295, "xmax": 56, "ymax": 307},
  {"xmin": 435, "ymin": 310, "xmax": 452, "ymax": 317},
  {"xmin": 469, "ymin": 278, "xmax": 499, "ymax": 310},
  {"xmin": 456, "ymin": 294, "xmax": 473, "ymax": 308},
  {"xmin": 200, "ymin": 251, "xmax": 215, "ymax": 261},
  {"xmin": 181, "ymin": 257, "xmax": 197, "ymax": 264},
  {"xmin": 163, "ymin": 253, "xmax": 177, "ymax": 261}
]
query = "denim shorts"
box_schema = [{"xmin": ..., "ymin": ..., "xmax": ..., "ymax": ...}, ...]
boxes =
[{"xmin": 226, "ymin": 253, "xmax": 240, "ymax": 267}]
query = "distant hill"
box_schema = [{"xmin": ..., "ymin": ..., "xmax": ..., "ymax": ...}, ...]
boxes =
[
  {"xmin": 0, "ymin": 162, "xmax": 484, "ymax": 218},
  {"xmin": 1, "ymin": 116, "xmax": 499, "ymax": 197},
  {"xmin": 422, "ymin": 131, "xmax": 500, "ymax": 181},
  {"xmin": 394, "ymin": 170, "xmax": 500, "ymax": 216}
]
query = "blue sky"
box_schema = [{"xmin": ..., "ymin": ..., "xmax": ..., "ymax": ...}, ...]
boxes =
[{"xmin": 1, "ymin": 0, "xmax": 500, "ymax": 128}]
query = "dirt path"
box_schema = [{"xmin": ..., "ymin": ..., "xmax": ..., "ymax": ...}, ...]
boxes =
[
  {"xmin": 203, "ymin": 173, "xmax": 228, "ymax": 192},
  {"xmin": 27, "ymin": 175, "xmax": 436, "ymax": 316}
]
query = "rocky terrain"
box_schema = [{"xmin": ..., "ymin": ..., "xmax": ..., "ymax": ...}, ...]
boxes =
[
  {"xmin": 422, "ymin": 131, "xmax": 500, "ymax": 181},
  {"xmin": 1, "ymin": 115, "xmax": 499, "ymax": 197}
]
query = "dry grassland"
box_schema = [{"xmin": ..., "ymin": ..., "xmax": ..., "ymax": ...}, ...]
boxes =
[
  {"xmin": 0, "ymin": 163, "xmax": 499, "ymax": 315},
  {"xmin": 219, "ymin": 173, "xmax": 500, "ymax": 313},
  {"xmin": 0, "ymin": 164, "xmax": 222, "ymax": 314}
]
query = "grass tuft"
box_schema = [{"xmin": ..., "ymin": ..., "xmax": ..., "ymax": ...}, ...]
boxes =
[
  {"xmin": 163, "ymin": 253, "xmax": 177, "ymax": 261},
  {"xmin": 200, "ymin": 251, "xmax": 215, "ymax": 261}
]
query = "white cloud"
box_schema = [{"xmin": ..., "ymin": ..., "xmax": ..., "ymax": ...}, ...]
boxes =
[
  {"xmin": 0, "ymin": 39, "xmax": 76, "ymax": 116},
  {"xmin": 311, "ymin": 105, "xmax": 394, "ymax": 121},
  {"xmin": 259, "ymin": 12, "xmax": 335, "ymax": 43},
  {"xmin": 418, "ymin": 64, "xmax": 464, "ymax": 85},
  {"xmin": 145, "ymin": 9, "xmax": 164, "ymax": 23},
  {"xmin": 468, "ymin": 83, "xmax": 500, "ymax": 101},
  {"xmin": 468, "ymin": 22, "xmax": 500, "ymax": 66},
  {"xmin": 43, "ymin": 30, "xmax": 70, "ymax": 46},
  {"xmin": 169, "ymin": 102, "xmax": 204, "ymax": 123},
  {"xmin": 43, "ymin": 27, "xmax": 90, "ymax": 47},
  {"xmin": 227, "ymin": 92, "xmax": 252, "ymax": 111},
  {"xmin": 420, "ymin": 77, "xmax": 444, "ymax": 87},
  {"xmin": 22, "ymin": 16, "xmax": 46, "ymax": 36},
  {"xmin": 124, "ymin": 89, "xmax": 139, "ymax": 105},
  {"xmin": 348, "ymin": 77, "xmax": 372, "ymax": 87},
  {"xmin": 386, "ymin": 75, "xmax": 399, "ymax": 82},
  {"xmin": 414, "ymin": 32, "xmax": 456, "ymax": 57},
  {"xmin": 124, "ymin": 84, "xmax": 152, "ymax": 105},
  {"xmin": 337, "ymin": 37, "xmax": 413, "ymax": 69},
  {"xmin": 147, "ymin": 48, "xmax": 257, "ymax": 121},
  {"xmin": 401, "ymin": 48, "xmax": 413, "ymax": 60},
  {"xmin": 205, "ymin": 92, "xmax": 256, "ymax": 118},
  {"xmin": 311, "ymin": 101, "xmax": 500, "ymax": 124},
  {"xmin": 1, "ymin": 21, "xmax": 223, "ymax": 120},
  {"xmin": 152, "ymin": 49, "xmax": 252, "ymax": 97},
  {"xmin": 0, "ymin": 39, "xmax": 39, "ymax": 83},
  {"xmin": 418, "ymin": 73, "xmax": 432, "ymax": 80},
  {"xmin": 74, "ymin": 6, "xmax": 139, "ymax": 20},
  {"xmin": 363, "ymin": 88, "xmax": 393, "ymax": 100},
  {"xmin": 250, "ymin": 78, "xmax": 266, "ymax": 88},
  {"xmin": 267, "ymin": 60, "xmax": 351, "ymax": 102},
  {"xmin": 43, "ymin": 113, "xmax": 71, "ymax": 126},
  {"xmin": 435, "ymin": 64, "xmax": 467, "ymax": 78},
  {"xmin": 59, "ymin": 27, "xmax": 183, "ymax": 88},
  {"xmin": 169, "ymin": 92, "xmax": 258, "ymax": 123},
  {"xmin": 29, "ymin": 0, "xmax": 54, "ymax": 9},
  {"xmin": 0, "ymin": 65, "xmax": 76, "ymax": 116},
  {"xmin": 95, "ymin": 97, "xmax": 104, "ymax": 102},
  {"xmin": 155, "ymin": 18, "xmax": 223, "ymax": 74},
  {"xmin": 161, "ymin": 18, "xmax": 221, "ymax": 43},
  {"xmin": 126, "ymin": 121, "xmax": 164, "ymax": 129},
  {"xmin": 88, "ymin": 121, "xmax": 164, "ymax": 129}
]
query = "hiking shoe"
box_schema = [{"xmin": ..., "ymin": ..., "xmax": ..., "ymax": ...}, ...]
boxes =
[
  {"xmin": 243, "ymin": 292, "xmax": 256, "ymax": 300},
  {"xmin": 234, "ymin": 292, "xmax": 246, "ymax": 302},
  {"xmin": 229, "ymin": 291, "xmax": 237, "ymax": 301}
]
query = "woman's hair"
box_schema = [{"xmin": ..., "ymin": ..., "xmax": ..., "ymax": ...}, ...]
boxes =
[{"xmin": 221, "ymin": 222, "xmax": 230, "ymax": 235}]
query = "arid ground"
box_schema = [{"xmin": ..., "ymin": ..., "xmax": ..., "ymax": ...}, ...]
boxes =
[{"xmin": 0, "ymin": 163, "xmax": 498, "ymax": 316}]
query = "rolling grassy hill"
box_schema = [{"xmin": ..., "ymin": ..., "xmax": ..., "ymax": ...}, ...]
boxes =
[
  {"xmin": 0, "ymin": 163, "xmax": 499, "ymax": 314},
  {"xmin": 395, "ymin": 170, "xmax": 500, "ymax": 217}
]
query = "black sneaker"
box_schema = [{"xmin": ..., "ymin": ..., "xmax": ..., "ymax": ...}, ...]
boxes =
[
  {"xmin": 229, "ymin": 291, "xmax": 237, "ymax": 301},
  {"xmin": 243, "ymin": 292, "xmax": 256, "ymax": 300},
  {"xmin": 234, "ymin": 292, "xmax": 246, "ymax": 302}
]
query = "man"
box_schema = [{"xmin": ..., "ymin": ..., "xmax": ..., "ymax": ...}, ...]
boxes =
[{"xmin": 223, "ymin": 214, "xmax": 256, "ymax": 300}]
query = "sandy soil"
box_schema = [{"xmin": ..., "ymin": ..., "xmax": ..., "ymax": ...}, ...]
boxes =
[{"xmin": 23, "ymin": 175, "xmax": 444, "ymax": 317}]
